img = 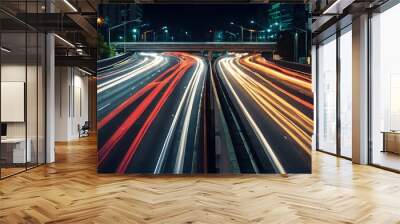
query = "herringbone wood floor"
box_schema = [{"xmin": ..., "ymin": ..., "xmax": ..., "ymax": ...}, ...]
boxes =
[{"xmin": 1, "ymin": 136, "xmax": 400, "ymax": 224}]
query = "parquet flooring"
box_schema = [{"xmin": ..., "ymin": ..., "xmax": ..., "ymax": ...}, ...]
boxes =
[{"xmin": 1, "ymin": 135, "xmax": 399, "ymax": 223}]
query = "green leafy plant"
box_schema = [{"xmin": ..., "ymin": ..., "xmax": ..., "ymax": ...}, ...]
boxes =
[{"xmin": 97, "ymin": 34, "xmax": 116, "ymax": 60}]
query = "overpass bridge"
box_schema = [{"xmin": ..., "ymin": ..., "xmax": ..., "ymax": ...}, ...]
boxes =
[{"xmin": 111, "ymin": 42, "xmax": 277, "ymax": 53}]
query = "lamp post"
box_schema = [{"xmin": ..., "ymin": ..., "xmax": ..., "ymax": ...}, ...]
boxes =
[
  {"xmin": 249, "ymin": 20, "xmax": 264, "ymax": 42},
  {"xmin": 108, "ymin": 18, "xmax": 142, "ymax": 51},
  {"xmin": 160, "ymin": 26, "xmax": 169, "ymax": 41},
  {"xmin": 256, "ymin": 30, "xmax": 265, "ymax": 42},
  {"xmin": 132, "ymin": 28, "xmax": 138, "ymax": 41},
  {"xmin": 230, "ymin": 22, "xmax": 244, "ymax": 41},
  {"xmin": 164, "ymin": 29, "xmax": 168, "ymax": 41},
  {"xmin": 249, "ymin": 29, "xmax": 256, "ymax": 42},
  {"xmin": 142, "ymin": 30, "xmax": 153, "ymax": 41},
  {"xmin": 184, "ymin": 31, "xmax": 189, "ymax": 40}
]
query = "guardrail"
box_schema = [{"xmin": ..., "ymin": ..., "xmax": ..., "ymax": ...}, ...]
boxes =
[
  {"xmin": 272, "ymin": 59, "xmax": 311, "ymax": 74},
  {"xmin": 97, "ymin": 52, "xmax": 134, "ymax": 72},
  {"xmin": 111, "ymin": 42, "xmax": 277, "ymax": 52}
]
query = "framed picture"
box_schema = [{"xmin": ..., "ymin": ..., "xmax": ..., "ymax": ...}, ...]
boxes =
[{"xmin": 97, "ymin": 3, "xmax": 312, "ymax": 174}]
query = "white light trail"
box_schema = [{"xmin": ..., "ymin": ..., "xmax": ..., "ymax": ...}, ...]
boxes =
[
  {"xmin": 173, "ymin": 55, "xmax": 206, "ymax": 174},
  {"xmin": 97, "ymin": 54, "xmax": 165, "ymax": 93},
  {"xmin": 217, "ymin": 56, "xmax": 286, "ymax": 174},
  {"xmin": 98, "ymin": 57, "xmax": 149, "ymax": 81}
]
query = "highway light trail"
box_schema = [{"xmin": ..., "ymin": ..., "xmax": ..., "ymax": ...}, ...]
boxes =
[
  {"xmin": 97, "ymin": 52, "xmax": 206, "ymax": 174},
  {"xmin": 97, "ymin": 53, "xmax": 138, "ymax": 78},
  {"xmin": 97, "ymin": 53, "xmax": 165, "ymax": 93},
  {"xmin": 97, "ymin": 62, "xmax": 181, "ymax": 130},
  {"xmin": 217, "ymin": 57, "xmax": 286, "ymax": 174},
  {"xmin": 215, "ymin": 54, "xmax": 312, "ymax": 173},
  {"xmin": 96, "ymin": 3, "xmax": 313, "ymax": 174},
  {"xmin": 97, "ymin": 56, "xmax": 144, "ymax": 80},
  {"xmin": 236, "ymin": 58, "xmax": 311, "ymax": 153},
  {"xmin": 240, "ymin": 54, "xmax": 312, "ymax": 98},
  {"xmin": 97, "ymin": 51, "xmax": 312, "ymax": 174},
  {"xmin": 173, "ymin": 55, "xmax": 206, "ymax": 174}
]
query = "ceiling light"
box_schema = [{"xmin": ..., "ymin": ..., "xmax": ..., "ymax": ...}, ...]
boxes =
[
  {"xmin": 78, "ymin": 67, "xmax": 93, "ymax": 76},
  {"xmin": 323, "ymin": 0, "xmax": 343, "ymax": 14},
  {"xmin": 54, "ymin": 34, "xmax": 75, "ymax": 48},
  {"xmin": 63, "ymin": 0, "xmax": 78, "ymax": 12},
  {"xmin": 1, "ymin": 47, "xmax": 11, "ymax": 53}
]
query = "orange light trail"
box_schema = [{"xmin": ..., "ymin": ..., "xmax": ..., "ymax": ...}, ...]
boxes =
[
  {"xmin": 240, "ymin": 55, "xmax": 312, "ymax": 97},
  {"xmin": 252, "ymin": 54, "xmax": 311, "ymax": 82},
  {"xmin": 219, "ymin": 56, "xmax": 312, "ymax": 156},
  {"xmin": 238, "ymin": 61, "xmax": 313, "ymax": 110}
]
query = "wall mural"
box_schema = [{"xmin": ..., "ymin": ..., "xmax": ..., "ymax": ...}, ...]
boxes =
[{"xmin": 97, "ymin": 4, "xmax": 313, "ymax": 174}]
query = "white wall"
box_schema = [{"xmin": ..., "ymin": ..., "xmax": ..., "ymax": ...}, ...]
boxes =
[
  {"xmin": 1, "ymin": 64, "xmax": 34, "ymax": 138},
  {"xmin": 54, "ymin": 66, "xmax": 89, "ymax": 141},
  {"xmin": 317, "ymin": 37, "xmax": 337, "ymax": 154},
  {"xmin": 1, "ymin": 62, "xmax": 46, "ymax": 164},
  {"xmin": 55, "ymin": 66, "xmax": 69, "ymax": 141},
  {"xmin": 1, "ymin": 64, "xmax": 26, "ymax": 139},
  {"xmin": 339, "ymin": 29, "xmax": 353, "ymax": 158}
]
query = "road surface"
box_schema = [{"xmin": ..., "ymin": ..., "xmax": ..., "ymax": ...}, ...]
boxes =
[
  {"xmin": 97, "ymin": 52, "xmax": 207, "ymax": 174},
  {"xmin": 214, "ymin": 53, "xmax": 313, "ymax": 174},
  {"xmin": 97, "ymin": 52, "xmax": 313, "ymax": 174}
]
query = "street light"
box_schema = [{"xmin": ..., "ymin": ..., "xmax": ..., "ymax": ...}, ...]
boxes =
[
  {"xmin": 142, "ymin": 30, "xmax": 153, "ymax": 41},
  {"xmin": 97, "ymin": 17, "xmax": 104, "ymax": 26},
  {"xmin": 164, "ymin": 29, "xmax": 168, "ymax": 41},
  {"xmin": 248, "ymin": 29, "xmax": 256, "ymax": 42},
  {"xmin": 132, "ymin": 28, "xmax": 138, "ymax": 41},
  {"xmin": 230, "ymin": 22, "xmax": 245, "ymax": 41},
  {"xmin": 108, "ymin": 18, "xmax": 142, "ymax": 46},
  {"xmin": 256, "ymin": 30, "xmax": 265, "ymax": 42},
  {"xmin": 249, "ymin": 20, "xmax": 264, "ymax": 42},
  {"xmin": 249, "ymin": 20, "xmax": 262, "ymax": 27}
]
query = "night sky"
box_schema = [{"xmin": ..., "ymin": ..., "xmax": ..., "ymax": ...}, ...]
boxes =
[
  {"xmin": 141, "ymin": 4, "xmax": 270, "ymax": 41},
  {"xmin": 99, "ymin": 4, "xmax": 276, "ymax": 42},
  {"xmin": 98, "ymin": 3, "xmax": 310, "ymax": 60}
]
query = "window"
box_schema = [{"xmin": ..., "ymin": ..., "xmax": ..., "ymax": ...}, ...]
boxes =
[
  {"xmin": 0, "ymin": 1, "xmax": 46, "ymax": 179},
  {"xmin": 317, "ymin": 35, "xmax": 337, "ymax": 154},
  {"xmin": 339, "ymin": 27, "xmax": 352, "ymax": 158},
  {"xmin": 370, "ymin": 3, "xmax": 400, "ymax": 171}
]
